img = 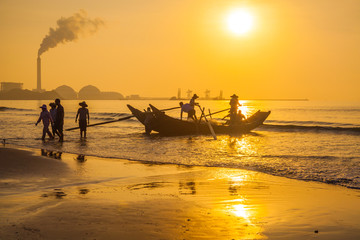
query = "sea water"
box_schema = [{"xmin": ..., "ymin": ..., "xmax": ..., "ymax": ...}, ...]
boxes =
[{"xmin": 1, "ymin": 99, "xmax": 359, "ymax": 189}]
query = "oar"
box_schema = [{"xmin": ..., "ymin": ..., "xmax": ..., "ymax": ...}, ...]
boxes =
[
  {"xmin": 198, "ymin": 106, "xmax": 217, "ymax": 140},
  {"xmin": 65, "ymin": 106, "xmax": 181, "ymax": 131}
]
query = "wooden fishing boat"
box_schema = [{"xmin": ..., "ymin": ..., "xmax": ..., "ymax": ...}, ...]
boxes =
[{"xmin": 127, "ymin": 104, "xmax": 270, "ymax": 136}]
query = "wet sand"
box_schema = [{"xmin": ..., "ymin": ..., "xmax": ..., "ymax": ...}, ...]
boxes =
[{"xmin": 1, "ymin": 146, "xmax": 360, "ymax": 240}]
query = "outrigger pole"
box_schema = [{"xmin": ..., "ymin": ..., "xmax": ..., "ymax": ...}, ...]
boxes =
[
  {"xmin": 205, "ymin": 108, "xmax": 230, "ymax": 118},
  {"xmin": 65, "ymin": 106, "xmax": 181, "ymax": 131},
  {"xmin": 198, "ymin": 105, "xmax": 217, "ymax": 140}
]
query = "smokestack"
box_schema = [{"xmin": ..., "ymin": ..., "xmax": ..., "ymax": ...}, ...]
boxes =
[
  {"xmin": 177, "ymin": 88, "xmax": 181, "ymax": 99},
  {"xmin": 37, "ymin": 56, "xmax": 41, "ymax": 92}
]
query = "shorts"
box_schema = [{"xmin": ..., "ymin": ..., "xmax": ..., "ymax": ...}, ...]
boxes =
[
  {"xmin": 79, "ymin": 119, "xmax": 87, "ymax": 131},
  {"xmin": 188, "ymin": 109, "xmax": 195, "ymax": 118}
]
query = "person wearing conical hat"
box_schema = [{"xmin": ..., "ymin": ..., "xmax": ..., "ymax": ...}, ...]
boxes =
[
  {"xmin": 35, "ymin": 104, "xmax": 54, "ymax": 141},
  {"xmin": 189, "ymin": 94, "xmax": 199, "ymax": 107},
  {"xmin": 75, "ymin": 101, "xmax": 90, "ymax": 139},
  {"xmin": 229, "ymin": 94, "xmax": 241, "ymax": 124}
]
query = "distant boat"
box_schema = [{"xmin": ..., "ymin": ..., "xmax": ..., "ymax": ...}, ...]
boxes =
[{"xmin": 127, "ymin": 104, "xmax": 271, "ymax": 136}]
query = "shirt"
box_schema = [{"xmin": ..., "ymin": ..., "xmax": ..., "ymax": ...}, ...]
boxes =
[
  {"xmin": 49, "ymin": 108, "xmax": 57, "ymax": 122},
  {"xmin": 55, "ymin": 104, "xmax": 64, "ymax": 124},
  {"xmin": 37, "ymin": 111, "xmax": 52, "ymax": 126},
  {"xmin": 181, "ymin": 103, "xmax": 194, "ymax": 113},
  {"xmin": 77, "ymin": 108, "xmax": 89, "ymax": 121}
]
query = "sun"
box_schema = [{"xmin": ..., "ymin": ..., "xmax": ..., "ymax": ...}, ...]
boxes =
[{"xmin": 226, "ymin": 9, "xmax": 254, "ymax": 35}]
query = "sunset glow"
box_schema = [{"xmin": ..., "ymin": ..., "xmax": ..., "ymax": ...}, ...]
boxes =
[{"xmin": 226, "ymin": 9, "xmax": 254, "ymax": 35}]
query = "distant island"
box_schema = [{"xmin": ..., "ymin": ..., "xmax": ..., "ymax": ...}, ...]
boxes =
[
  {"xmin": 0, "ymin": 84, "xmax": 124, "ymax": 100},
  {"xmin": 0, "ymin": 83, "xmax": 308, "ymax": 101}
]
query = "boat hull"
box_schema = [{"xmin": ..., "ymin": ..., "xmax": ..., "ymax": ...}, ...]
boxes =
[{"xmin": 127, "ymin": 104, "xmax": 270, "ymax": 136}]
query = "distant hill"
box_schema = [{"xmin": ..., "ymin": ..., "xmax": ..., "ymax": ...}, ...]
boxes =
[
  {"xmin": 0, "ymin": 89, "xmax": 61, "ymax": 100},
  {"xmin": 0, "ymin": 85, "xmax": 125, "ymax": 100},
  {"xmin": 78, "ymin": 85, "xmax": 124, "ymax": 100}
]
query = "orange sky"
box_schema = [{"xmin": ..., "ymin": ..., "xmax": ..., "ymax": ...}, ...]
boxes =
[{"xmin": 0, "ymin": 0, "xmax": 359, "ymax": 100}]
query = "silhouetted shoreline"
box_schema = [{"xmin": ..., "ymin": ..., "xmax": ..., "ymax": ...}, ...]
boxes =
[
  {"xmin": 0, "ymin": 88, "xmax": 124, "ymax": 100},
  {"xmin": 0, "ymin": 90, "xmax": 308, "ymax": 101}
]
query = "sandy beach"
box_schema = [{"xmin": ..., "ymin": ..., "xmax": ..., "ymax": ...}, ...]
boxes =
[{"xmin": 1, "ymin": 145, "xmax": 360, "ymax": 240}]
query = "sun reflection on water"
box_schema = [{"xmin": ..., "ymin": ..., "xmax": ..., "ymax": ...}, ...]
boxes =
[
  {"xmin": 219, "ymin": 136, "xmax": 260, "ymax": 158},
  {"xmin": 238, "ymin": 100, "xmax": 250, "ymax": 118},
  {"xmin": 233, "ymin": 202, "xmax": 250, "ymax": 220}
]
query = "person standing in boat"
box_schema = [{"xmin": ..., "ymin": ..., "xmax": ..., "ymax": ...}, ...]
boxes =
[
  {"xmin": 35, "ymin": 104, "xmax": 54, "ymax": 141},
  {"xmin": 54, "ymin": 98, "xmax": 64, "ymax": 142},
  {"xmin": 229, "ymin": 94, "xmax": 241, "ymax": 123},
  {"xmin": 189, "ymin": 94, "xmax": 200, "ymax": 121},
  {"xmin": 189, "ymin": 94, "xmax": 199, "ymax": 108},
  {"xmin": 75, "ymin": 101, "xmax": 90, "ymax": 139}
]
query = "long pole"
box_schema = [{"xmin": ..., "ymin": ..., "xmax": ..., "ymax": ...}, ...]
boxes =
[
  {"xmin": 198, "ymin": 106, "xmax": 217, "ymax": 140},
  {"xmin": 65, "ymin": 106, "xmax": 181, "ymax": 131},
  {"xmin": 205, "ymin": 108, "xmax": 230, "ymax": 117}
]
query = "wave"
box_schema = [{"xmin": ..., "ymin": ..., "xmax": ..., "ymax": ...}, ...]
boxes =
[
  {"xmin": 0, "ymin": 106, "xmax": 33, "ymax": 112},
  {"xmin": 92, "ymin": 112, "xmax": 129, "ymax": 117},
  {"xmin": 89, "ymin": 117, "xmax": 137, "ymax": 122},
  {"xmin": 265, "ymin": 119, "xmax": 358, "ymax": 127},
  {"xmin": 259, "ymin": 124, "xmax": 360, "ymax": 134},
  {"xmin": 275, "ymin": 108, "xmax": 360, "ymax": 113}
]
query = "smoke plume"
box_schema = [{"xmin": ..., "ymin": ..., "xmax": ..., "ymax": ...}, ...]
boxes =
[{"xmin": 38, "ymin": 10, "xmax": 104, "ymax": 56}]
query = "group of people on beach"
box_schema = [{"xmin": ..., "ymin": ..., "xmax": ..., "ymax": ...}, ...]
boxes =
[
  {"xmin": 36, "ymin": 94, "xmax": 243, "ymax": 140},
  {"xmin": 35, "ymin": 99, "xmax": 90, "ymax": 141}
]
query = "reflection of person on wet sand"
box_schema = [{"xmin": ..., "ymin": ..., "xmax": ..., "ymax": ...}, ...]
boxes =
[
  {"xmin": 228, "ymin": 181, "xmax": 240, "ymax": 196},
  {"xmin": 35, "ymin": 104, "xmax": 54, "ymax": 141},
  {"xmin": 76, "ymin": 154, "xmax": 86, "ymax": 162},
  {"xmin": 75, "ymin": 101, "xmax": 90, "ymax": 139},
  {"xmin": 179, "ymin": 181, "xmax": 196, "ymax": 195},
  {"xmin": 41, "ymin": 149, "xmax": 62, "ymax": 159}
]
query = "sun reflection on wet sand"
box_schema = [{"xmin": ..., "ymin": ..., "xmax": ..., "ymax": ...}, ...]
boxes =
[{"xmin": 3, "ymin": 148, "xmax": 360, "ymax": 239}]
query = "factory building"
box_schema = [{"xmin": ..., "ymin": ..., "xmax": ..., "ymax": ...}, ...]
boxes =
[{"xmin": 0, "ymin": 82, "xmax": 23, "ymax": 92}]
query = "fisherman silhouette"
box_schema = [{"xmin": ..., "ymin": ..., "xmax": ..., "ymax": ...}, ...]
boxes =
[
  {"xmin": 75, "ymin": 101, "xmax": 90, "ymax": 139},
  {"xmin": 35, "ymin": 104, "xmax": 54, "ymax": 141},
  {"xmin": 54, "ymin": 98, "xmax": 64, "ymax": 142}
]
